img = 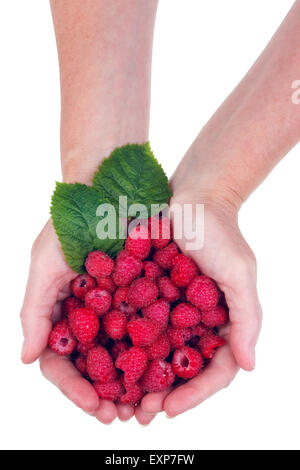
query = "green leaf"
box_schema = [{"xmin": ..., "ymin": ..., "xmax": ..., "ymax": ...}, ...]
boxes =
[
  {"xmin": 51, "ymin": 183, "xmax": 124, "ymax": 273},
  {"xmin": 92, "ymin": 142, "xmax": 171, "ymax": 218}
]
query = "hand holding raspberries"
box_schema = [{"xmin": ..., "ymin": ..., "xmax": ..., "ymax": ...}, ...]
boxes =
[
  {"xmin": 47, "ymin": 218, "xmax": 229, "ymax": 413},
  {"xmin": 22, "ymin": 206, "xmax": 261, "ymax": 424}
]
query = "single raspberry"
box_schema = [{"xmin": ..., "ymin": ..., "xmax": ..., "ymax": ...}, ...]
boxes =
[
  {"xmin": 153, "ymin": 242, "xmax": 179, "ymax": 269},
  {"xmin": 69, "ymin": 307, "xmax": 99, "ymax": 344},
  {"xmin": 167, "ymin": 327, "xmax": 193, "ymax": 349},
  {"xmin": 84, "ymin": 288, "xmax": 112, "ymax": 316},
  {"xmin": 62, "ymin": 296, "xmax": 83, "ymax": 317},
  {"xmin": 71, "ymin": 274, "xmax": 96, "ymax": 299},
  {"xmin": 112, "ymin": 250, "xmax": 143, "ymax": 287},
  {"xmin": 198, "ymin": 331, "xmax": 225, "ymax": 359},
  {"xmin": 103, "ymin": 309, "xmax": 127, "ymax": 340},
  {"xmin": 48, "ymin": 320, "xmax": 77, "ymax": 356},
  {"xmin": 201, "ymin": 305, "xmax": 229, "ymax": 328},
  {"xmin": 110, "ymin": 340, "xmax": 130, "ymax": 362},
  {"xmin": 87, "ymin": 346, "xmax": 116, "ymax": 382},
  {"xmin": 158, "ymin": 276, "xmax": 180, "ymax": 303},
  {"xmin": 75, "ymin": 354, "xmax": 87, "ymax": 375},
  {"xmin": 186, "ymin": 275, "xmax": 219, "ymax": 310},
  {"xmin": 171, "ymin": 302, "xmax": 201, "ymax": 328},
  {"xmin": 115, "ymin": 346, "xmax": 148, "ymax": 384},
  {"xmin": 112, "ymin": 287, "xmax": 137, "ymax": 317},
  {"xmin": 141, "ymin": 359, "xmax": 175, "ymax": 393},
  {"xmin": 127, "ymin": 318, "xmax": 161, "ymax": 347},
  {"xmin": 93, "ymin": 380, "xmax": 123, "ymax": 401},
  {"xmin": 77, "ymin": 340, "xmax": 97, "ymax": 356},
  {"xmin": 127, "ymin": 278, "xmax": 158, "ymax": 309},
  {"xmin": 142, "ymin": 299, "xmax": 170, "ymax": 331},
  {"xmin": 170, "ymin": 254, "xmax": 198, "ymax": 287},
  {"xmin": 149, "ymin": 216, "xmax": 171, "ymax": 250},
  {"xmin": 143, "ymin": 261, "xmax": 164, "ymax": 281},
  {"xmin": 145, "ymin": 334, "xmax": 170, "ymax": 360},
  {"xmin": 172, "ymin": 346, "xmax": 203, "ymax": 379},
  {"xmin": 96, "ymin": 276, "xmax": 116, "ymax": 294},
  {"xmin": 125, "ymin": 224, "xmax": 151, "ymax": 260},
  {"xmin": 85, "ymin": 250, "xmax": 114, "ymax": 278},
  {"xmin": 119, "ymin": 382, "xmax": 144, "ymax": 405}
]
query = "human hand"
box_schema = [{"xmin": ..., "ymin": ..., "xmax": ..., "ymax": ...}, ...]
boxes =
[
  {"xmin": 136, "ymin": 181, "xmax": 262, "ymax": 420},
  {"xmin": 20, "ymin": 219, "xmax": 135, "ymax": 424}
]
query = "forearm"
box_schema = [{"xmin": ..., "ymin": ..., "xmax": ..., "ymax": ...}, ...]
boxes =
[
  {"xmin": 50, "ymin": 0, "xmax": 158, "ymax": 183},
  {"xmin": 173, "ymin": 0, "xmax": 300, "ymax": 210}
]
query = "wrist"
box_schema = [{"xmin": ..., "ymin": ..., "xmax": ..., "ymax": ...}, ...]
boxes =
[{"xmin": 171, "ymin": 149, "xmax": 243, "ymax": 218}]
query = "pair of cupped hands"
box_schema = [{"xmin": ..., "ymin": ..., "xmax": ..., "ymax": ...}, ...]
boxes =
[{"xmin": 20, "ymin": 155, "xmax": 262, "ymax": 425}]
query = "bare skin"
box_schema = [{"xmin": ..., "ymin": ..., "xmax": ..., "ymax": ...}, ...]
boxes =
[{"xmin": 21, "ymin": 1, "xmax": 300, "ymax": 423}]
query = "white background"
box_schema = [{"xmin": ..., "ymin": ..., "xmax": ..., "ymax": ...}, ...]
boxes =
[{"xmin": 0, "ymin": 0, "xmax": 299, "ymax": 450}]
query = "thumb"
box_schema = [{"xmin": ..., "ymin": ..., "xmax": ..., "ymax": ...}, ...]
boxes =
[
  {"xmin": 223, "ymin": 261, "xmax": 262, "ymax": 371},
  {"xmin": 20, "ymin": 262, "xmax": 70, "ymax": 364}
]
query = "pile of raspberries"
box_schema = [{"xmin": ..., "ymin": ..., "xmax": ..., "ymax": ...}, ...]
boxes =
[{"xmin": 49, "ymin": 218, "xmax": 228, "ymax": 405}]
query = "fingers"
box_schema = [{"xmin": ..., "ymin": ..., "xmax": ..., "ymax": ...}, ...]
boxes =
[
  {"xmin": 93, "ymin": 400, "xmax": 118, "ymax": 424},
  {"xmin": 116, "ymin": 404, "xmax": 135, "ymax": 421},
  {"xmin": 40, "ymin": 349, "xmax": 100, "ymax": 413},
  {"xmin": 163, "ymin": 344, "xmax": 239, "ymax": 417},
  {"xmin": 140, "ymin": 388, "xmax": 172, "ymax": 414},
  {"xmin": 134, "ymin": 388, "xmax": 174, "ymax": 424},
  {"xmin": 135, "ymin": 406, "xmax": 156, "ymax": 425}
]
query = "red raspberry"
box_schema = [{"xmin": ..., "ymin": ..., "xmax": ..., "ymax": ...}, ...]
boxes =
[
  {"xmin": 158, "ymin": 276, "xmax": 180, "ymax": 303},
  {"xmin": 142, "ymin": 299, "xmax": 170, "ymax": 331},
  {"xmin": 75, "ymin": 354, "xmax": 87, "ymax": 375},
  {"xmin": 143, "ymin": 261, "xmax": 164, "ymax": 281},
  {"xmin": 103, "ymin": 309, "xmax": 127, "ymax": 340},
  {"xmin": 69, "ymin": 307, "xmax": 99, "ymax": 344},
  {"xmin": 127, "ymin": 318, "xmax": 161, "ymax": 347},
  {"xmin": 172, "ymin": 346, "xmax": 203, "ymax": 379},
  {"xmin": 77, "ymin": 340, "xmax": 97, "ymax": 356},
  {"xmin": 145, "ymin": 333, "xmax": 170, "ymax": 360},
  {"xmin": 96, "ymin": 276, "xmax": 116, "ymax": 294},
  {"xmin": 112, "ymin": 250, "xmax": 143, "ymax": 287},
  {"xmin": 119, "ymin": 382, "xmax": 144, "ymax": 405},
  {"xmin": 85, "ymin": 250, "xmax": 114, "ymax": 278},
  {"xmin": 87, "ymin": 346, "xmax": 116, "ymax": 382},
  {"xmin": 141, "ymin": 359, "xmax": 175, "ymax": 393},
  {"xmin": 186, "ymin": 275, "xmax": 219, "ymax": 311},
  {"xmin": 170, "ymin": 254, "xmax": 198, "ymax": 287},
  {"xmin": 167, "ymin": 327, "xmax": 193, "ymax": 349},
  {"xmin": 153, "ymin": 242, "xmax": 179, "ymax": 269},
  {"xmin": 110, "ymin": 340, "xmax": 129, "ymax": 362},
  {"xmin": 115, "ymin": 346, "xmax": 148, "ymax": 384},
  {"xmin": 125, "ymin": 224, "xmax": 151, "ymax": 260},
  {"xmin": 171, "ymin": 302, "xmax": 201, "ymax": 328},
  {"xmin": 112, "ymin": 287, "xmax": 137, "ymax": 317},
  {"xmin": 85, "ymin": 288, "xmax": 112, "ymax": 316},
  {"xmin": 93, "ymin": 380, "xmax": 123, "ymax": 401},
  {"xmin": 198, "ymin": 331, "xmax": 225, "ymax": 359},
  {"xmin": 71, "ymin": 274, "xmax": 96, "ymax": 299},
  {"xmin": 127, "ymin": 278, "xmax": 158, "ymax": 309},
  {"xmin": 62, "ymin": 296, "xmax": 83, "ymax": 317},
  {"xmin": 48, "ymin": 320, "xmax": 77, "ymax": 356},
  {"xmin": 201, "ymin": 305, "xmax": 229, "ymax": 328},
  {"xmin": 149, "ymin": 216, "xmax": 171, "ymax": 250}
]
